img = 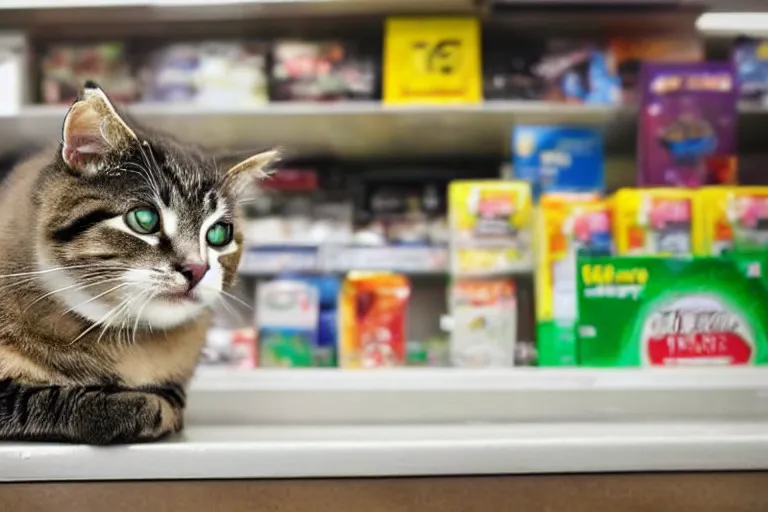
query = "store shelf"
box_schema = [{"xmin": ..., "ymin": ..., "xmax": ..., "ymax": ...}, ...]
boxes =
[
  {"xmin": 3, "ymin": 102, "xmax": 766, "ymax": 158},
  {"xmin": 186, "ymin": 367, "xmax": 768, "ymax": 426},
  {"xmin": 0, "ymin": 0, "xmax": 475, "ymax": 28},
  {"xmin": 4, "ymin": 421, "xmax": 768, "ymax": 481},
  {"xmin": 0, "ymin": 102, "xmax": 632, "ymax": 159},
  {"xmin": 239, "ymin": 244, "xmax": 451, "ymax": 276},
  {"xmin": 239, "ymin": 245, "xmax": 323, "ymax": 275}
]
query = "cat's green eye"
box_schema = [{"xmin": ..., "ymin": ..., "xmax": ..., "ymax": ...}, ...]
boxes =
[
  {"xmin": 206, "ymin": 222, "xmax": 233, "ymax": 247},
  {"xmin": 125, "ymin": 207, "xmax": 160, "ymax": 235}
]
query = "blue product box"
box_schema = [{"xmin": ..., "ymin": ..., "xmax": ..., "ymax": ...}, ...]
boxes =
[
  {"xmin": 733, "ymin": 37, "xmax": 768, "ymax": 105},
  {"xmin": 512, "ymin": 126, "xmax": 604, "ymax": 199}
]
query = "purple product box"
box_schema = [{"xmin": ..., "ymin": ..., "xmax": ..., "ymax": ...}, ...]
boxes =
[{"xmin": 638, "ymin": 62, "xmax": 738, "ymax": 187}]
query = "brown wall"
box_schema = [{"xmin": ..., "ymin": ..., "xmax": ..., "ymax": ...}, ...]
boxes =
[{"xmin": 2, "ymin": 473, "xmax": 768, "ymax": 512}]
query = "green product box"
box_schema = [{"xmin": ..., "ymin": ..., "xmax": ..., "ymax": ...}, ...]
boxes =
[{"xmin": 576, "ymin": 254, "xmax": 768, "ymax": 366}]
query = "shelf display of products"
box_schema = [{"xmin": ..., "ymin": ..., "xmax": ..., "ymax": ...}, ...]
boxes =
[
  {"xmin": 238, "ymin": 167, "xmax": 457, "ymax": 275},
  {"xmin": 140, "ymin": 42, "xmax": 268, "ymax": 106},
  {"xmin": 201, "ymin": 327, "xmax": 258, "ymax": 369},
  {"xmin": 512, "ymin": 126, "xmax": 604, "ymax": 200},
  {"xmin": 241, "ymin": 170, "xmax": 353, "ymax": 248},
  {"xmin": 19, "ymin": 21, "xmax": 768, "ymax": 110},
  {"xmin": 449, "ymin": 278, "xmax": 517, "ymax": 367},
  {"xmin": 271, "ymin": 40, "xmax": 377, "ymax": 102},
  {"xmin": 576, "ymin": 253, "xmax": 768, "ymax": 367},
  {"xmin": 536, "ymin": 185, "xmax": 768, "ymax": 367},
  {"xmin": 535, "ymin": 193, "xmax": 611, "ymax": 366},
  {"xmin": 638, "ymin": 62, "xmax": 738, "ymax": 187},
  {"xmin": 483, "ymin": 34, "xmax": 703, "ymax": 104},
  {"xmin": 339, "ymin": 272, "xmax": 411, "ymax": 369},
  {"xmin": 608, "ymin": 35, "xmax": 704, "ymax": 104},
  {"xmin": 696, "ymin": 186, "xmax": 768, "ymax": 255},
  {"xmin": 9, "ymin": 4, "xmax": 768, "ymax": 489},
  {"xmin": 256, "ymin": 276, "xmax": 339, "ymax": 368},
  {"xmin": 256, "ymin": 279, "xmax": 320, "ymax": 368},
  {"xmin": 13, "ymin": 13, "xmax": 768, "ymax": 375},
  {"xmin": 351, "ymin": 173, "xmax": 450, "ymax": 247},
  {"xmin": 484, "ymin": 38, "xmax": 620, "ymax": 104},
  {"xmin": 733, "ymin": 36, "xmax": 768, "ymax": 106},
  {"xmin": 383, "ymin": 17, "xmax": 482, "ymax": 105},
  {"xmin": 40, "ymin": 42, "xmax": 137, "ymax": 104},
  {"xmin": 448, "ymin": 180, "xmax": 533, "ymax": 275},
  {"xmin": 612, "ymin": 188, "xmax": 696, "ymax": 256}
]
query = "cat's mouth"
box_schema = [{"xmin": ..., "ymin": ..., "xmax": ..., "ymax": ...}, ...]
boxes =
[{"xmin": 157, "ymin": 289, "xmax": 200, "ymax": 303}]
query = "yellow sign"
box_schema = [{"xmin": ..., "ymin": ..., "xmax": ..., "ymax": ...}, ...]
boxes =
[
  {"xmin": 384, "ymin": 17, "xmax": 482, "ymax": 105},
  {"xmin": 580, "ymin": 264, "xmax": 649, "ymax": 287}
]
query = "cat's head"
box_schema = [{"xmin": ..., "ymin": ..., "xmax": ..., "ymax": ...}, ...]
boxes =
[{"xmin": 35, "ymin": 82, "xmax": 276, "ymax": 331}]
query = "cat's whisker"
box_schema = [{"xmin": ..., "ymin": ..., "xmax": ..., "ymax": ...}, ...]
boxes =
[
  {"xmin": 96, "ymin": 290, "xmax": 140, "ymax": 347},
  {"xmin": 71, "ymin": 291, "xmax": 138, "ymax": 346},
  {"xmin": 131, "ymin": 289, "xmax": 158, "ymax": 345},
  {"xmin": 22, "ymin": 276, "xmax": 125, "ymax": 314},
  {"xmin": 0, "ymin": 264, "xmax": 99, "ymax": 280},
  {"xmin": 217, "ymin": 290, "xmax": 254, "ymax": 311},
  {"xmin": 60, "ymin": 282, "xmax": 131, "ymax": 324},
  {"xmin": 56, "ymin": 279, "xmax": 131, "ymax": 314},
  {"xmin": 119, "ymin": 284, "xmax": 159, "ymax": 337},
  {"xmin": 119, "ymin": 164, "xmax": 160, "ymax": 197},
  {"xmin": 113, "ymin": 291, "xmax": 137, "ymax": 346},
  {"xmin": 132, "ymin": 143, "xmax": 164, "ymax": 197},
  {"xmin": 215, "ymin": 294, "xmax": 245, "ymax": 324}
]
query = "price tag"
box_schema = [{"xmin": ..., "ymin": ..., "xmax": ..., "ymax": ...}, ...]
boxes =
[{"xmin": 384, "ymin": 17, "xmax": 482, "ymax": 105}]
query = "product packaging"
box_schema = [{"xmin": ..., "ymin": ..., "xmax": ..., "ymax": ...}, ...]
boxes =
[
  {"xmin": 141, "ymin": 42, "xmax": 268, "ymax": 106},
  {"xmin": 40, "ymin": 42, "xmax": 137, "ymax": 104},
  {"xmin": 483, "ymin": 37, "xmax": 547, "ymax": 100},
  {"xmin": 733, "ymin": 37, "xmax": 768, "ymax": 106},
  {"xmin": 513, "ymin": 126, "xmax": 604, "ymax": 200},
  {"xmin": 484, "ymin": 38, "xmax": 621, "ymax": 103},
  {"xmin": 449, "ymin": 180, "xmax": 533, "ymax": 275},
  {"xmin": 271, "ymin": 40, "xmax": 376, "ymax": 102},
  {"xmin": 612, "ymin": 188, "xmax": 696, "ymax": 256},
  {"xmin": 695, "ymin": 186, "xmax": 768, "ymax": 256},
  {"xmin": 638, "ymin": 62, "xmax": 738, "ymax": 187},
  {"xmin": 384, "ymin": 17, "xmax": 481, "ymax": 105},
  {"xmin": 608, "ymin": 35, "xmax": 703, "ymax": 103},
  {"xmin": 293, "ymin": 275, "xmax": 340, "ymax": 366},
  {"xmin": 201, "ymin": 327, "xmax": 258, "ymax": 369},
  {"xmin": 352, "ymin": 179, "xmax": 448, "ymax": 246},
  {"xmin": 577, "ymin": 254, "xmax": 768, "ymax": 366},
  {"xmin": 536, "ymin": 193, "xmax": 611, "ymax": 366},
  {"xmin": 535, "ymin": 40, "xmax": 621, "ymax": 104},
  {"xmin": 339, "ymin": 272, "xmax": 410, "ymax": 368},
  {"xmin": 257, "ymin": 279, "xmax": 320, "ymax": 367},
  {"xmin": 449, "ymin": 279, "xmax": 517, "ymax": 367}
]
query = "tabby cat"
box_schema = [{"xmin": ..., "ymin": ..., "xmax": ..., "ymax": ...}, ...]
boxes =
[{"xmin": 0, "ymin": 82, "xmax": 276, "ymax": 444}]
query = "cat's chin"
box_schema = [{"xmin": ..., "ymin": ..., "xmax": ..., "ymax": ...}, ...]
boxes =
[{"xmin": 135, "ymin": 295, "xmax": 210, "ymax": 330}]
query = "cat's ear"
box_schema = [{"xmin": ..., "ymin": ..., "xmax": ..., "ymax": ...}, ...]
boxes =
[
  {"xmin": 61, "ymin": 81, "xmax": 138, "ymax": 175},
  {"xmin": 223, "ymin": 149, "xmax": 280, "ymax": 194}
]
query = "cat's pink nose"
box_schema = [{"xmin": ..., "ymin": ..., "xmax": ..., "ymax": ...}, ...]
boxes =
[{"xmin": 180, "ymin": 262, "xmax": 208, "ymax": 291}]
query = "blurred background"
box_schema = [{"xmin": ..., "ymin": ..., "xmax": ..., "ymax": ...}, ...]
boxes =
[{"xmin": 2, "ymin": 0, "xmax": 768, "ymax": 423}]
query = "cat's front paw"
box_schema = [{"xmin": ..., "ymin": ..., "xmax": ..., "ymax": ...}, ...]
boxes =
[{"xmin": 69, "ymin": 391, "xmax": 181, "ymax": 445}]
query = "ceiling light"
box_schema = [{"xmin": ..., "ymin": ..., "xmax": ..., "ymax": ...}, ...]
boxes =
[{"xmin": 697, "ymin": 12, "xmax": 768, "ymax": 35}]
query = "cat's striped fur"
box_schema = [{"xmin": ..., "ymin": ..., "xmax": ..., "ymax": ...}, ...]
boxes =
[{"xmin": 0, "ymin": 82, "xmax": 275, "ymax": 444}]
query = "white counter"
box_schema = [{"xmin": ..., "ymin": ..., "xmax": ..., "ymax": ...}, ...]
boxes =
[
  {"xmin": 3, "ymin": 421, "xmax": 768, "ymax": 482},
  {"xmin": 3, "ymin": 368, "xmax": 768, "ymax": 482}
]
